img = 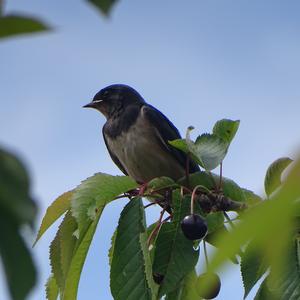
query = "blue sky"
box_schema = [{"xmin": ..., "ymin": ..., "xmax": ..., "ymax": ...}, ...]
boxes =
[{"xmin": 1, "ymin": 0, "xmax": 300, "ymax": 299}]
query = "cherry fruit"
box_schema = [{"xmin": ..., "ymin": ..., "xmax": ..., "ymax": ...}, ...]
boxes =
[
  {"xmin": 180, "ymin": 214, "xmax": 208, "ymax": 240},
  {"xmin": 197, "ymin": 272, "xmax": 221, "ymax": 299}
]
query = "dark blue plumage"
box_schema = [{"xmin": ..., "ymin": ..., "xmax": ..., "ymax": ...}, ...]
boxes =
[{"xmin": 84, "ymin": 84, "xmax": 199, "ymax": 183}]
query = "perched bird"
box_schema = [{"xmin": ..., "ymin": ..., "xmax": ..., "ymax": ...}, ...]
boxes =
[{"xmin": 83, "ymin": 84, "xmax": 199, "ymax": 184}]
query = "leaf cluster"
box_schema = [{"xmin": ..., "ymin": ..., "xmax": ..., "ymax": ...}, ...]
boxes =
[{"xmin": 36, "ymin": 118, "xmax": 300, "ymax": 300}]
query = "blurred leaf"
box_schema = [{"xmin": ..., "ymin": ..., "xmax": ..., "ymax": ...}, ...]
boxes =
[
  {"xmin": 71, "ymin": 173, "xmax": 137, "ymax": 236},
  {"xmin": 0, "ymin": 210, "xmax": 37, "ymax": 300},
  {"xmin": 153, "ymin": 192, "xmax": 199, "ymax": 297},
  {"xmin": 241, "ymin": 240, "xmax": 268, "ymax": 299},
  {"xmin": 110, "ymin": 198, "xmax": 155, "ymax": 300},
  {"xmin": 264, "ymin": 157, "xmax": 293, "ymax": 197},
  {"xmin": 0, "ymin": 148, "xmax": 36, "ymax": 226},
  {"xmin": 205, "ymin": 226, "xmax": 239, "ymax": 264},
  {"xmin": 45, "ymin": 275, "xmax": 59, "ymax": 300},
  {"xmin": 0, "ymin": 15, "xmax": 49, "ymax": 39},
  {"xmin": 208, "ymin": 158, "xmax": 300, "ymax": 278},
  {"xmin": 34, "ymin": 191, "xmax": 72, "ymax": 245},
  {"xmin": 87, "ymin": 0, "xmax": 118, "ymax": 16},
  {"xmin": 255, "ymin": 240, "xmax": 300, "ymax": 300},
  {"xmin": 213, "ymin": 119, "xmax": 240, "ymax": 144},
  {"xmin": 0, "ymin": 148, "xmax": 37, "ymax": 300}
]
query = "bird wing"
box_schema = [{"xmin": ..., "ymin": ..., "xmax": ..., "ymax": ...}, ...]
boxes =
[
  {"xmin": 102, "ymin": 127, "xmax": 129, "ymax": 176},
  {"xmin": 142, "ymin": 104, "xmax": 199, "ymax": 173}
]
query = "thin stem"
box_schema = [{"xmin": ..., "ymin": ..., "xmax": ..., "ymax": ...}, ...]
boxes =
[
  {"xmin": 147, "ymin": 208, "xmax": 166, "ymax": 247},
  {"xmin": 144, "ymin": 202, "xmax": 156, "ymax": 209},
  {"xmin": 191, "ymin": 185, "xmax": 209, "ymax": 214},
  {"xmin": 203, "ymin": 241, "xmax": 209, "ymax": 270},
  {"xmin": 113, "ymin": 194, "xmax": 127, "ymax": 200},
  {"xmin": 218, "ymin": 162, "xmax": 223, "ymax": 191},
  {"xmin": 223, "ymin": 211, "xmax": 235, "ymax": 229}
]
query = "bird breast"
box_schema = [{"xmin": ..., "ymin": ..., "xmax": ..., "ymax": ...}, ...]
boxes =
[{"xmin": 105, "ymin": 109, "xmax": 185, "ymax": 183}]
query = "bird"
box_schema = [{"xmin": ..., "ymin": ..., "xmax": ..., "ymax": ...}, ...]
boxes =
[{"xmin": 83, "ymin": 84, "xmax": 199, "ymax": 185}]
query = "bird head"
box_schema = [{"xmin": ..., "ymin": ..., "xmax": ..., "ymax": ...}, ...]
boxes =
[{"xmin": 83, "ymin": 84, "xmax": 145, "ymax": 119}]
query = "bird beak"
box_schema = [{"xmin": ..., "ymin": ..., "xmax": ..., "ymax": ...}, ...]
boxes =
[{"xmin": 83, "ymin": 99, "xmax": 103, "ymax": 108}]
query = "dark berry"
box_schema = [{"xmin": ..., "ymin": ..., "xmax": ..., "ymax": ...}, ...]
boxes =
[
  {"xmin": 196, "ymin": 272, "xmax": 221, "ymax": 299},
  {"xmin": 153, "ymin": 273, "xmax": 164, "ymax": 284},
  {"xmin": 180, "ymin": 214, "xmax": 208, "ymax": 240}
]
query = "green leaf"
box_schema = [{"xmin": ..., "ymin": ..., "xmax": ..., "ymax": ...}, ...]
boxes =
[
  {"xmin": 110, "ymin": 198, "xmax": 154, "ymax": 300},
  {"xmin": 240, "ymin": 240, "xmax": 268, "ymax": 299},
  {"xmin": 264, "ymin": 157, "xmax": 293, "ymax": 196},
  {"xmin": 50, "ymin": 228, "xmax": 64, "ymax": 290},
  {"xmin": 147, "ymin": 176, "xmax": 176, "ymax": 193},
  {"xmin": 45, "ymin": 275, "xmax": 59, "ymax": 300},
  {"xmin": 34, "ymin": 191, "xmax": 72, "ymax": 246},
  {"xmin": 192, "ymin": 132, "xmax": 228, "ymax": 170},
  {"xmin": 153, "ymin": 192, "xmax": 199, "ymax": 297},
  {"xmin": 186, "ymin": 171, "xmax": 247, "ymax": 203},
  {"xmin": 181, "ymin": 269, "xmax": 199, "ymax": 300},
  {"xmin": 165, "ymin": 283, "xmax": 183, "ymax": 300},
  {"xmin": 0, "ymin": 148, "xmax": 37, "ymax": 226},
  {"xmin": 242, "ymin": 189, "xmax": 263, "ymax": 206},
  {"xmin": 87, "ymin": 0, "xmax": 118, "ymax": 16},
  {"xmin": 180, "ymin": 171, "xmax": 215, "ymax": 190},
  {"xmin": 59, "ymin": 212, "xmax": 77, "ymax": 280},
  {"xmin": 0, "ymin": 15, "xmax": 49, "ymax": 39},
  {"xmin": 221, "ymin": 176, "xmax": 246, "ymax": 202},
  {"xmin": 206, "ymin": 212, "xmax": 224, "ymax": 234},
  {"xmin": 71, "ymin": 173, "xmax": 137, "ymax": 236},
  {"xmin": 108, "ymin": 227, "xmax": 117, "ymax": 267},
  {"xmin": 213, "ymin": 119, "xmax": 240, "ymax": 144},
  {"xmin": 254, "ymin": 276, "xmax": 275, "ymax": 300},
  {"xmin": 0, "ymin": 210, "xmax": 37, "ymax": 300},
  {"xmin": 62, "ymin": 210, "xmax": 102, "ymax": 300}
]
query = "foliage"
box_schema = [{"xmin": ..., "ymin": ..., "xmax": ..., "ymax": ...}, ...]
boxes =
[
  {"xmin": 0, "ymin": 148, "xmax": 37, "ymax": 300},
  {"xmin": 35, "ymin": 117, "xmax": 300, "ymax": 300},
  {"xmin": 0, "ymin": 0, "xmax": 117, "ymax": 40}
]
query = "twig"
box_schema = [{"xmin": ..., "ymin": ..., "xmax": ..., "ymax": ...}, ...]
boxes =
[
  {"xmin": 147, "ymin": 208, "xmax": 166, "ymax": 247},
  {"xmin": 218, "ymin": 162, "xmax": 223, "ymax": 192}
]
